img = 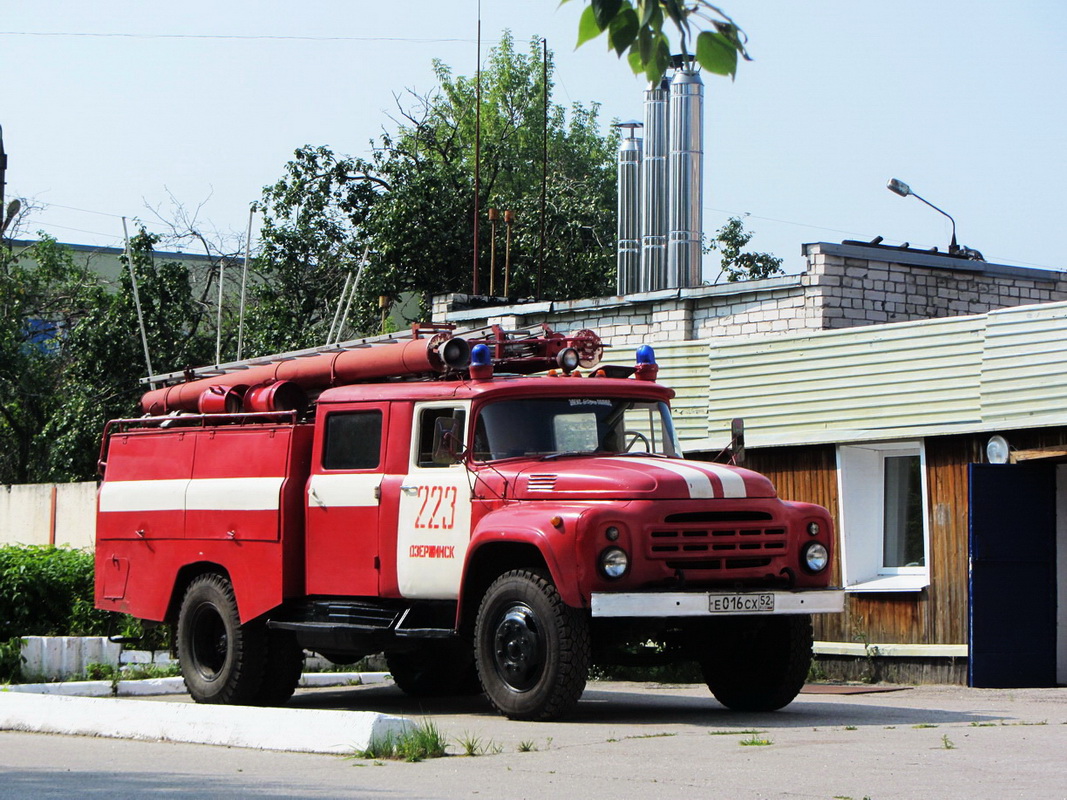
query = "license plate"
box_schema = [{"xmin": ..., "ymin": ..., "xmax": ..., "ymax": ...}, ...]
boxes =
[{"xmin": 708, "ymin": 592, "xmax": 775, "ymax": 613}]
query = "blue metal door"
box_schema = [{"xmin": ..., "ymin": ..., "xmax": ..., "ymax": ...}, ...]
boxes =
[{"xmin": 968, "ymin": 463, "xmax": 1057, "ymax": 687}]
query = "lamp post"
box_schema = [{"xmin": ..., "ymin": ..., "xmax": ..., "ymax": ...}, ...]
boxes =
[{"xmin": 886, "ymin": 178, "xmax": 959, "ymax": 255}]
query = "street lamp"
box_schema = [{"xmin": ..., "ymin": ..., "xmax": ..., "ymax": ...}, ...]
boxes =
[{"xmin": 886, "ymin": 178, "xmax": 961, "ymax": 255}]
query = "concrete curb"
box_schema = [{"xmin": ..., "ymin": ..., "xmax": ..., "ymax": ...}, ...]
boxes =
[
  {"xmin": 0, "ymin": 690, "xmax": 410, "ymax": 754},
  {"xmin": 1, "ymin": 671, "xmax": 390, "ymax": 697}
]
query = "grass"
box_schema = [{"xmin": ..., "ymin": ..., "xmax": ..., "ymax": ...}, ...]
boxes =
[
  {"xmin": 941, "ymin": 734, "xmax": 955, "ymax": 750},
  {"xmin": 355, "ymin": 720, "xmax": 448, "ymax": 762},
  {"xmin": 517, "ymin": 739, "xmax": 537, "ymax": 752},
  {"xmin": 739, "ymin": 733, "xmax": 773, "ymax": 747},
  {"xmin": 455, "ymin": 731, "xmax": 502, "ymax": 757},
  {"xmin": 708, "ymin": 728, "xmax": 765, "ymax": 737}
]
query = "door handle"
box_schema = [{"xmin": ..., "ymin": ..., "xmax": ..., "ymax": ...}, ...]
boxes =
[
  {"xmin": 400, "ymin": 485, "xmax": 419, "ymax": 496},
  {"xmin": 310, "ymin": 487, "xmax": 325, "ymax": 507}
]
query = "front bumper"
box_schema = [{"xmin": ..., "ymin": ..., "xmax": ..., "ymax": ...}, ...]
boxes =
[{"xmin": 590, "ymin": 589, "xmax": 845, "ymax": 618}]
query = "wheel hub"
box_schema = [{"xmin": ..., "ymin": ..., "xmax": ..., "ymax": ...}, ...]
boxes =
[
  {"xmin": 190, "ymin": 604, "xmax": 228, "ymax": 680},
  {"xmin": 492, "ymin": 603, "xmax": 543, "ymax": 691}
]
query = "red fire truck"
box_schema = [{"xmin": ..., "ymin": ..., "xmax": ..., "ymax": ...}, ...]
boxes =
[{"xmin": 95, "ymin": 325, "xmax": 842, "ymax": 720}]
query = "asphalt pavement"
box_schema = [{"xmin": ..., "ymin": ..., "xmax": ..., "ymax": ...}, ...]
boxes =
[{"xmin": 2, "ymin": 680, "xmax": 1065, "ymax": 799}]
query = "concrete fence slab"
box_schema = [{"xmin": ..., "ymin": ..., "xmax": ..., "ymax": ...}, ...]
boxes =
[{"xmin": 20, "ymin": 636, "xmax": 121, "ymax": 680}]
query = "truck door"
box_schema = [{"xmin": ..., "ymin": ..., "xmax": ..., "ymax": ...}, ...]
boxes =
[
  {"xmin": 395, "ymin": 402, "xmax": 473, "ymax": 599},
  {"xmin": 305, "ymin": 406, "xmax": 388, "ymax": 596}
]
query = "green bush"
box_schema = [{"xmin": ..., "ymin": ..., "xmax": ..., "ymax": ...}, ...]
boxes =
[
  {"xmin": 0, "ymin": 545, "xmax": 111, "ymax": 640},
  {"xmin": 0, "ymin": 636, "xmax": 23, "ymax": 682}
]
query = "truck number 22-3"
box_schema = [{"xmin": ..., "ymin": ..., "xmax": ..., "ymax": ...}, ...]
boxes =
[{"xmin": 414, "ymin": 485, "xmax": 458, "ymax": 530}]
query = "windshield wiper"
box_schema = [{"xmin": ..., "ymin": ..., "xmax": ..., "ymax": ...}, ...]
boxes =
[
  {"xmin": 540, "ymin": 450, "xmax": 598, "ymax": 461},
  {"xmin": 601, "ymin": 451, "xmax": 672, "ymax": 459}
]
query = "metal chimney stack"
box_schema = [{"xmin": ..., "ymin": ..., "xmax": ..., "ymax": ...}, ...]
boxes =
[
  {"xmin": 640, "ymin": 79, "xmax": 670, "ymax": 292},
  {"xmin": 615, "ymin": 122, "xmax": 643, "ymax": 295},
  {"xmin": 666, "ymin": 68, "xmax": 704, "ymax": 289}
]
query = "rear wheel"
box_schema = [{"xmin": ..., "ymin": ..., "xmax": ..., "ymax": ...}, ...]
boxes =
[
  {"xmin": 474, "ymin": 569, "xmax": 590, "ymax": 721},
  {"xmin": 251, "ymin": 629, "xmax": 305, "ymax": 706},
  {"xmin": 700, "ymin": 614, "xmax": 813, "ymax": 712},
  {"xmin": 177, "ymin": 573, "xmax": 266, "ymax": 705}
]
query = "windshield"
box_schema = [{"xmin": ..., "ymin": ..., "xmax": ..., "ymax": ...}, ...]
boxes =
[{"xmin": 472, "ymin": 398, "xmax": 681, "ymax": 461}]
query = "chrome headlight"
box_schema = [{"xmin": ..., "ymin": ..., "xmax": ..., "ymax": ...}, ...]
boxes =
[
  {"xmin": 803, "ymin": 541, "xmax": 829, "ymax": 573},
  {"xmin": 599, "ymin": 547, "xmax": 629, "ymax": 579}
]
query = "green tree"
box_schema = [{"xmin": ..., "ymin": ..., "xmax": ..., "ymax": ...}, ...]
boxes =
[
  {"xmin": 705, "ymin": 216, "xmax": 784, "ymax": 283},
  {"xmin": 0, "ymin": 237, "xmax": 107, "ymax": 483},
  {"xmin": 42, "ymin": 230, "xmax": 215, "ymax": 480},
  {"xmin": 248, "ymin": 33, "xmax": 618, "ymax": 354},
  {"xmin": 0, "ymin": 231, "xmax": 215, "ymax": 483},
  {"xmin": 570, "ymin": 0, "xmax": 749, "ymax": 84},
  {"xmin": 245, "ymin": 146, "xmax": 380, "ymax": 354}
]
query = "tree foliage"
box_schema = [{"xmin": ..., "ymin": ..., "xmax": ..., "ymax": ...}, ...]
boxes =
[
  {"xmin": 0, "ymin": 237, "xmax": 107, "ymax": 483},
  {"xmin": 0, "ymin": 231, "xmax": 215, "ymax": 483},
  {"xmin": 247, "ymin": 33, "xmax": 618, "ymax": 354},
  {"xmin": 570, "ymin": 0, "xmax": 750, "ymax": 84},
  {"xmin": 705, "ymin": 216, "xmax": 784, "ymax": 283}
]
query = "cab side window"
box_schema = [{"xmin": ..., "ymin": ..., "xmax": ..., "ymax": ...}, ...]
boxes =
[
  {"xmin": 417, "ymin": 406, "xmax": 465, "ymax": 467},
  {"xmin": 323, "ymin": 411, "xmax": 383, "ymax": 470}
]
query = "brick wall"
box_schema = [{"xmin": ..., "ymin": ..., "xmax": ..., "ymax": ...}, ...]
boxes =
[
  {"xmin": 805, "ymin": 243, "xmax": 1067, "ymax": 329},
  {"xmin": 433, "ymin": 242, "xmax": 1067, "ymax": 342}
]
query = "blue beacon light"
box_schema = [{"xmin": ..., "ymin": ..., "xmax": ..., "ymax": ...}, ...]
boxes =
[
  {"xmin": 634, "ymin": 344, "xmax": 659, "ymax": 381},
  {"xmin": 469, "ymin": 343, "xmax": 494, "ymax": 380}
]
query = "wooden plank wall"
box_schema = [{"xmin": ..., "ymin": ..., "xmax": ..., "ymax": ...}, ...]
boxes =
[
  {"xmin": 744, "ymin": 436, "xmax": 981, "ymax": 647},
  {"xmin": 741, "ymin": 427, "xmax": 1067, "ymax": 683}
]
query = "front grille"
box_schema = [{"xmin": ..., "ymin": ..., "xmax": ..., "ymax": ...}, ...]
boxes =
[{"xmin": 647, "ymin": 515, "xmax": 787, "ymax": 570}]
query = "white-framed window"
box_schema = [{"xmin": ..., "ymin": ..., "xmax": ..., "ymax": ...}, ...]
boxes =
[{"xmin": 836, "ymin": 440, "xmax": 930, "ymax": 592}]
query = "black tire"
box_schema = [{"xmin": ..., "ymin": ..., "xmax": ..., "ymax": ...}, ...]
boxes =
[
  {"xmin": 700, "ymin": 614, "xmax": 813, "ymax": 712},
  {"xmin": 251, "ymin": 629, "xmax": 305, "ymax": 706},
  {"xmin": 177, "ymin": 573, "xmax": 267, "ymax": 705},
  {"xmin": 474, "ymin": 569, "xmax": 590, "ymax": 721},
  {"xmin": 386, "ymin": 640, "xmax": 478, "ymax": 697}
]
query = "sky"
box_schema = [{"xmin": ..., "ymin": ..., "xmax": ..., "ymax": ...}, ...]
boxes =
[{"xmin": 2, "ymin": 0, "xmax": 1066, "ymax": 279}]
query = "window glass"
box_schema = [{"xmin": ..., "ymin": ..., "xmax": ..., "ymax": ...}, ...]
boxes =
[
  {"xmin": 836, "ymin": 441, "xmax": 930, "ymax": 591},
  {"xmin": 882, "ymin": 454, "xmax": 925, "ymax": 568},
  {"xmin": 472, "ymin": 398, "xmax": 679, "ymax": 461},
  {"xmin": 417, "ymin": 407, "xmax": 466, "ymax": 468},
  {"xmin": 323, "ymin": 411, "xmax": 383, "ymax": 470}
]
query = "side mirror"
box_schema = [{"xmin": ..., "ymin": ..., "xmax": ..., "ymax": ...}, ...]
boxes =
[{"xmin": 432, "ymin": 417, "xmax": 465, "ymax": 465}]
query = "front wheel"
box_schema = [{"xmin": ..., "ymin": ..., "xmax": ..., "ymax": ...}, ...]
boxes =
[
  {"xmin": 700, "ymin": 614, "xmax": 813, "ymax": 712},
  {"xmin": 177, "ymin": 573, "xmax": 266, "ymax": 704},
  {"xmin": 474, "ymin": 569, "xmax": 590, "ymax": 721}
]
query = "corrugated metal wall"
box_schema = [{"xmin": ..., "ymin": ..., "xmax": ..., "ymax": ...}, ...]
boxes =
[
  {"xmin": 663, "ymin": 300, "xmax": 1067, "ymax": 451},
  {"xmin": 980, "ymin": 303, "xmax": 1067, "ymax": 425},
  {"xmin": 704, "ymin": 315, "xmax": 987, "ymax": 446},
  {"xmin": 647, "ymin": 340, "xmax": 711, "ymax": 445}
]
